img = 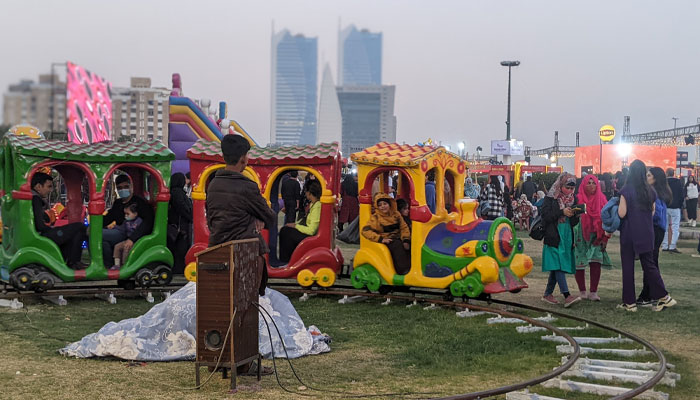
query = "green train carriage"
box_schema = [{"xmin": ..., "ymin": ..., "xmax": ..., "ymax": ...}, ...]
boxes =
[{"xmin": 0, "ymin": 135, "xmax": 175, "ymax": 291}]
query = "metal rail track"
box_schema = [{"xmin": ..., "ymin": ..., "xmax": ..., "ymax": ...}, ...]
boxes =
[
  {"xmin": 0, "ymin": 280, "xmax": 671, "ymax": 399},
  {"xmin": 272, "ymin": 284, "xmax": 672, "ymax": 400}
]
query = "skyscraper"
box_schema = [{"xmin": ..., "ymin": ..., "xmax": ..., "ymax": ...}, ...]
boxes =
[
  {"xmin": 270, "ymin": 29, "xmax": 318, "ymax": 146},
  {"xmin": 316, "ymin": 64, "xmax": 342, "ymax": 145},
  {"xmin": 336, "ymin": 85, "xmax": 396, "ymax": 156},
  {"xmin": 338, "ymin": 25, "xmax": 382, "ymax": 86}
]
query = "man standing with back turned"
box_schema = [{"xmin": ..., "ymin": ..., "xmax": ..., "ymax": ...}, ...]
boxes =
[
  {"xmin": 662, "ymin": 168, "xmax": 684, "ymax": 253},
  {"xmin": 205, "ymin": 134, "xmax": 275, "ymax": 295}
]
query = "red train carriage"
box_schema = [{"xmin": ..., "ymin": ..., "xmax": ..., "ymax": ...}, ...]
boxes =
[{"xmin": 185, "ymin": 139, "xmax": 343, "ymax": 286}]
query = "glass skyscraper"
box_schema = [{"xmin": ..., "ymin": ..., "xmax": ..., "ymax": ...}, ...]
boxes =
[
  {"xmin": 336, "ymin": 85, "xmax": 396, "ymax": 156},
  {"xmin": 338, "ymin": 25, "xmax": 382, "ymax": 86},
  {"xmin": 271, "ymin": 29, "xmax": 317, "ymax": 145}
]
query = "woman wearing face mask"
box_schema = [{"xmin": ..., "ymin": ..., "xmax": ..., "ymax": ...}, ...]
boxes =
[
  {"xmin": 617, "ymin": 160, "xmax": 676, "ymax": 312},
  {"xmin": 362, "ymin": 193, "xmax": 411, "ymax": 275},
  {"xmin": 540, "ymin": 173, "xmax": 582, "ymax": 308},
  {"xmin": 573, "ymin": 175, "xmax": 612, "ymax": 301}
]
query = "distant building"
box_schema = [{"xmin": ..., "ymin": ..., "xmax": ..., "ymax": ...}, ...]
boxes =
[
  {"xmin": 316, "ymin": 64, "xmax": 342, "ymax": 145},
  {"xmin": 338, "ymin": 25, "xmax": 382, "ymax": 86},
  {"xmin": 271, "ymin": 29, "xmax": 318, "ymax": 146},
  {"xmin": 111, "ymin": 77, "xmax": 170, "ymax": 143},
  {"xmin": 2, "ymin": 74, "xmax": 66, "ymax": 132},
  {"xmin": 337, "ymin": 85, "xmax": 396, "ymax": 156}
]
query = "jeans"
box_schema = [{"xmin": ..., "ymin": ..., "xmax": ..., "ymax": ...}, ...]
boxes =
[
  {"xmin": 662, "ymin": 208, "xmax": 681, "ymax": 250},
  {"xmin": 544, "ymin": 270, "xmax": 570, "ymax": 296},
  {"xmin": 102, "ymin": 228, "xmax": 127, "ymax": 267}
]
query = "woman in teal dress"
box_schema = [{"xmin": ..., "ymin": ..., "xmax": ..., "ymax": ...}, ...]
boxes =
[
  {"xmin": 540, "ymin": 173, "xmax": 581, "ymax": 308},
  {"xmin": 574, "ymin": 174, "xmax": 612, "ymax": 301}
]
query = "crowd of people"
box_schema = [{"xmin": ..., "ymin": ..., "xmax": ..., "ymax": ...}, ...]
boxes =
[{"xmin": 462, "ymin": 164, "xmax": 698, "ymax": 311}]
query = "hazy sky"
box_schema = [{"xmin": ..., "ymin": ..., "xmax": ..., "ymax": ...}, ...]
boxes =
[{"xmin": 2, "ymin": 0, "xmax": 699, "ymax": 155}]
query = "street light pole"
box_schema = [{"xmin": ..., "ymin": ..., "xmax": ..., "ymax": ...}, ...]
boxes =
[
  {"xmin": 500, "ymin": 60, "xmax": 520, "ymax": 141},
  {"xmin": 672, "ymin": 117, "xmax": 678, "ymax": 130},
  {"xmin": 500, "ymin": 60, "xmax": 520, "ymax": 165}
]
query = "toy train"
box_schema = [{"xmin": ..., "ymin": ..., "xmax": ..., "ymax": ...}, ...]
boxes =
[{"xmin": 0, "ymin": 134, "xmax": 532, "ymax": 297}]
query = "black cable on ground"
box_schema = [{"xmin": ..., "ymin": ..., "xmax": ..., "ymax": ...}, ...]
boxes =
[{"xmin": 253, "ymin": 302, "xmax": 439, "ymax": 399}]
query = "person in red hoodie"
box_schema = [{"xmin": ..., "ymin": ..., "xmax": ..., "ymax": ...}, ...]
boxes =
[{"xmin": 573, "ymin": 174, "xmax": 612, "ymax": 301}]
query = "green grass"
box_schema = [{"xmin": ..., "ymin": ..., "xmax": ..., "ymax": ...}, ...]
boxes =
[{"xmin": 0, "ymin": 236, "xmax": 699, "ymax": 399}]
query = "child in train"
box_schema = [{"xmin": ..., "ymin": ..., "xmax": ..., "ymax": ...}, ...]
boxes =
[
  {"xmin": 112, "ymin": 204, "xmax": 143, "ymax": 269},
  {"xmin": 362, "ymin": 193, "xmax": 411, "ymax": 275},
  {"xmin": 396, "ymin": 198, "xmax": 412, "ymax": 232}
]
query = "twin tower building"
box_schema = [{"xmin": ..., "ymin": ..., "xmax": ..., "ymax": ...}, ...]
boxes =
[{"xmin": 270, "ymin": 25, "xmax": 397, "ymax": 156}]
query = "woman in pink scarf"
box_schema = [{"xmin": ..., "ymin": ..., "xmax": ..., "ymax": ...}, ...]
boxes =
[{"xmin": 573, "ymin": 174, "xmax": 613, "ymax": 301}]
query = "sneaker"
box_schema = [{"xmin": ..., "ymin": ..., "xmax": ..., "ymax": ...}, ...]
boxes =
[
  {"xmin": 564, "ymin": 295, "xmax": 582, "ymax": 308},
  {"xmin": 653, "ymin": 295, "xmax": 677, "ymax": 312},
  {"xmin": 579, "ymin": 291, "xmax": 587, "ymax": 299},
  {"xmin": 588, "ymin": 292, "xmax": 601, "ymax": 301},
  {"xmin": 541, "ymin": 294, "xmax": 559, "ymax": 305},
  {"xmin": 636, "ymin": 299, "xmax": 654, "ymax": 307},
  {"xmin": 617, "ymin": 303, "xmax": 638, "ymax": 312},
  {"xmin": 661, "ymin": 248, "xmax": 669, "ymax": 252},
  {"xmin": 668, "ymin": 248, "xmax": 682, "ymax": 254}
]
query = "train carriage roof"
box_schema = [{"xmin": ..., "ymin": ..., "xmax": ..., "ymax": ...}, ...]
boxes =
[
  {"xmin": 187, "ymin": 138, "xmax": 340, "ymax": 166},
  {"xmin": 351, "ymin": 142, "xmax": 461, "ymax": 167},
  {"xmin": 4, "ymin": 135, "xmax": 174, "ymax": 163}
]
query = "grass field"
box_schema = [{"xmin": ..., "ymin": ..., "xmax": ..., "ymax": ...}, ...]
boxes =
[{"xmin": 0, "ymin": 235, "xmax": 698, "ymax": 399}]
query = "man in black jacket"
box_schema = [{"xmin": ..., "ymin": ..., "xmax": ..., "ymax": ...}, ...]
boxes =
[
  {"xmin": 102, "ymin": 174, "xmax": 154, "ymax": 267},
  {"xmin": 206, "ymin": 134, "xmax": 275, "ymax": 291},
  {"xmin": 662, "ymin": 168, "xmax": 684, "ymax": 253},
  {"xmin": 281, "ymin": 170, "xmax": 301, "ymax": 224},
  {"xmin": 31, "ymin": 172, "xmax": 87, "ymax": 269},
  {"xmin": 521, "ymin": 175, "xmax": 537, "ymax": 202}
]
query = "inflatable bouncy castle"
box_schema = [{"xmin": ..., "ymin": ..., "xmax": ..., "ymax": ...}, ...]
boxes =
[{"xmin": 167, "ymin": 73, "xmax": 257, "ymax": 173}]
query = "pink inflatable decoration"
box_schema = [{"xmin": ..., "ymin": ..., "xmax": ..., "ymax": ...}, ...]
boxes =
[{"xmin": 65, "ymin": 62, "xmax": 113, "ymax": 144}]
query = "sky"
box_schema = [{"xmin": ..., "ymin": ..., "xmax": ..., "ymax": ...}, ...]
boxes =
[{"xmin": 2, "ymin": 0, "xmax": 699, "ymax": 160}]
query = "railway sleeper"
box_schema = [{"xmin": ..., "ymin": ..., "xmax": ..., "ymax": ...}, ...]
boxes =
[
  {"xmin": 561, "ymin": 367, "xmax": 678, "ymax": 387},
  {"xmin": 506, "ymin": 391, "xmax": 565, "ymax": 400},
  {"xmin": 564, "ymin": 357, "xmax": 675, "ymax": 371},
  {"xmin": 541, "ymin": 333, "xmax": 634, "ymax": 345},
  {"xmin": 540, "ymin": 378, "xmax": 669, "ymax": 400},
  {"xmin": 556, "ymin": 344, "xmax": 651, "ymax": 357}
]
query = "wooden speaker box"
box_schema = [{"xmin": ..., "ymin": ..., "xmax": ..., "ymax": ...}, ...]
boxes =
[{"xmin": 194, "ymin": 238, "xmax": 263, "ymax": 390}]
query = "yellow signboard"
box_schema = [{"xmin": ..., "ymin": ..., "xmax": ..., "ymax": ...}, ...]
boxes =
[{"xmin": 599, "ymin": 125, "xmax": 615, "ymax": 142}]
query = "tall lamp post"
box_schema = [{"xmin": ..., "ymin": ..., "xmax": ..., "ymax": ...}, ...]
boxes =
[
  {"xmin": 500, "ymin": 60, "xmax": 520, "ymax": 164},
  {"xmin": 458, "ymin": 141, "xmax": 465, "ymax": 159},
  {"xmin": 672, "ymin": 117, "xmax": 678, "ymax": 130}
]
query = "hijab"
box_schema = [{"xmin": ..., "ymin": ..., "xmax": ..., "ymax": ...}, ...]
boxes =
[
  {"xmin": 170, "ymin": 172, "xmax": 186, "ymax": 190},
  {"xmin": 577, "ymin": 174, "xmax": 607, "ymax": 239},
  {"xmin": 548, "ymin": 172, "xmax": 576, "ymax": 210}
]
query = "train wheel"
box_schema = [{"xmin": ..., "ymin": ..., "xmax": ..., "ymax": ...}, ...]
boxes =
[
  {"xmin": 10, "ymin": 267, "xmax": 34, "ymax": 291},
  {"xmin": 463, "ymin": 275, "xmax": 484, "ymax": 298},
  {"xmin": 184, "ymin": 262, "xmax": 197, "ymax": 282},
  {"xmin": 296, "ymin": 269, "xmax": 315, "ymax": 287},
  {"xmin": 33, "ymin": 272, "xmax": 56, "ymax": 293},
  {"xmin": 135, "ymin": 269, "xmax": 153, "ymax": 288},
  {"xmin": 350, "ymin": 267, "xmax": 368, "ymax": 289},
  {"xmin": 315, "ymin": 268, "xmax": 336, "ymax": 287},
  {"xmin": 153, "ymin": 265, "xmax": 172, "ymax": 286},
  {"xmin": 366, "ymin": 274, "xmax": 381, "ymax": 292}
]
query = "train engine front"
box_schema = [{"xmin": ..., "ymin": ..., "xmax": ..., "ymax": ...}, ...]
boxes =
[{"xmin": 421, "ymin": 199, "xmax": 533, "ymax": 296}]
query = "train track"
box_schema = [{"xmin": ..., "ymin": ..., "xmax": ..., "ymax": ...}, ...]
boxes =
[
  {"xmin": 271, "ymin": 284, "xmax": 677, "ymax": 400},
  {"xmin": 0, "ymin": 280, "xmax": 677, "ymax": 399}
]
